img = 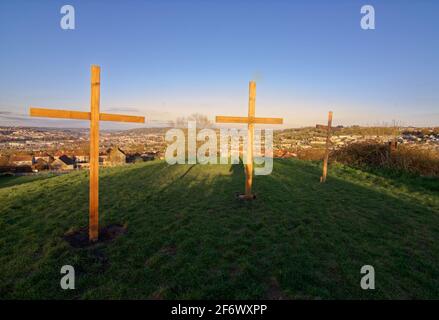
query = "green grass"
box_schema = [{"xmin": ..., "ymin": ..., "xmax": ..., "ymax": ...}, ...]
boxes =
[
  {"xmin": 0, "ymin": 174, "xmax": 56, "ymax": 189},
  {"xmin": 0, "ymin": 159, "xmax": 439, "ymax": 299}
]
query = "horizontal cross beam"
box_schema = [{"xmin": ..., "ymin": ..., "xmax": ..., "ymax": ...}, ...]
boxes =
[
  {"xmin": 30, "ymin": 107, "xmax": 145, "ymax": 123},
  {"xmin": 216, "ymin": 116, "xmax": 283, "ymax": 125}
]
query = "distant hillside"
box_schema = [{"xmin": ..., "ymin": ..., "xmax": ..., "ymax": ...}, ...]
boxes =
[
  {"xmin": 120, "ymin": 127, "xmax": 171, "ymax": 135},
  {"xmin": 1, "ymin": 159, "xmax": 439, "ymax": 299}
]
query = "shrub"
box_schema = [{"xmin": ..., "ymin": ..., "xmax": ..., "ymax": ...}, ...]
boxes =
[
  {"xmin": 296, "ymin": 148, "xmax": 326, "ymax": 161},
  {"xmin": 332, "ymin": 142, "xmax": 439, "ymax": 177}
]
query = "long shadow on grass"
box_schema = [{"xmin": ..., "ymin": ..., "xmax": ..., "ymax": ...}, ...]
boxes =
[
  {"xmin": 0, "ymin": 174, "xmax": 57, "ymax": 189},
  {"xmin": 101, "ymin": 156, "xmax": 437, "ymax": 300},
  {"xmin": 94, "ymin": 159, "xmax": 439, "ymax": 299},
  {"xmin": 1, "ymin": 160, "xmax": 439, "ymax": 299}
]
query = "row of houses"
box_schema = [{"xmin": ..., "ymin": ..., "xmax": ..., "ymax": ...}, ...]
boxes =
[{"xmin": 2, "ymin": 147, "xmax": 158, "ymax": 173}]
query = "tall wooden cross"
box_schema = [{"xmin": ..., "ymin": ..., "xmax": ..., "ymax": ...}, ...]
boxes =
[
  {"xmin": 316, "ymin": 111, "xmax": 333, "ymax": 183},
  {"xmin": 29, "ymin": 65, "xmax": 145, "ymax": 242},
  {"xmin": 216, "ymin": 81, "xmax": 283, "ymax": 199}
]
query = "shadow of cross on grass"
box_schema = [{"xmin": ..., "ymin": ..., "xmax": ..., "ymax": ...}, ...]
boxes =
[
  {"xmin": 98, "ymin": 159, "xmax": 439, "ymax": 299},
  {"xmin": 1, "ymin": 159, "xmax": 439, "ymax": 299},
  {"xmin": 0, "ymin": 174, "xmax": 56, "ymax": 189}
]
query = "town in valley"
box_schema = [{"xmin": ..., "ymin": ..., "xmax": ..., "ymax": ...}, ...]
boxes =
[{"xmin": 1, "ymin": 125, "xmax": 438, "ymax": 174}]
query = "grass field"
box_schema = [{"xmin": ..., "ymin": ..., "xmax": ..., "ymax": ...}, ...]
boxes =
[{"xmin": 1, "ymin": 159, "xmax": 439, "ymax": 299}]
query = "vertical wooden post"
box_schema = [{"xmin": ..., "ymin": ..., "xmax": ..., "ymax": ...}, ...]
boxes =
[
  {"xmin": 89, "ymin": 65, "xmax": 100, "ymax": 242},
  {"xmin": 320, "ymin": 111, "xmax": 333, "ymax": 183},
  {"xmin": 215, "ymin": 81, "xmax": 282, "ymax": 199},
  {"xmin": 245, "ymin": 81, "xmax": 256, "ymax": 198},
  {"xmin": 388, "ymin": 140, "xmax": 398, "ymax": 154},
  {"xmin": 29, "ymin": 65, "xmax": 145, "ymax": 242}
]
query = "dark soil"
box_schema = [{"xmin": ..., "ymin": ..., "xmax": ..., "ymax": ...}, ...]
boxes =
[
  {"xmin": 235, "ymin": 192, "xmax": 257, "ymax": 200},
  {"xmin": 63, "ymin": 223, "xmax": 127, "ymax": 248}
]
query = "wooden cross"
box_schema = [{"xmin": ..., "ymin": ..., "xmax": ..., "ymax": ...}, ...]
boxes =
[
  {"xmin": 316, "ymin": 111, "xmax": 333, "ymax": 183},
  {"xmin": 215, "ymin": 81, "xmax": 283, "ymax": 199},
  {"xmin": 29, "ymin": 65, "xmax": 145, "ymax": 242}
]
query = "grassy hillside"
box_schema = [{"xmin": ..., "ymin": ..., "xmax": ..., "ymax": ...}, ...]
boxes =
[{"xmin": 1, "ymin": 159, "xmax": 439, "ymax": 299}]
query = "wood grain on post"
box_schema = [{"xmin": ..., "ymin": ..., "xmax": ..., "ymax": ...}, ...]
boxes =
[
  {"xmin": 29, "ymin": 65, "xmax": 145, "ymax": 243},
  {"xmin": 89, "ymin": 65, "xmax": 100, "ymax": 242},
  {"xmin": 100, "ymin": 113, "xmax": 144, "ymax": 123},
  {"xmin": 30, "ymin": 108, "xmax": 145, "ymax": 124},
  {"xmin": 215, "ymin": 116, "xmax": 283, "ymax": 125},
  {"xmin": 245, "ymin": 81, "xmax": 256, "ymax": 198},
  {"xmin": 320, "ymin": 111, "xmax": 333, "ymax": 183},
  {"xmin": 214, "ymin": 81, "xmax": 283, "ymax": 199},
  {"xmin": 30, "ymin": 108, "xmax": 91, "ymax": 120}
]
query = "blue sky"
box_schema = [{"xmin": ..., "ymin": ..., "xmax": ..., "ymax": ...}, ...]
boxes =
[{"xmin": 0, "ymin": 0, "xmax": 438, "ymax": 129}]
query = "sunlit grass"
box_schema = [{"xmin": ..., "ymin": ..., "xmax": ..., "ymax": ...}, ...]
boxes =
[{"xmin": 0, "ymin": 159, "xmax": 438, "ymax": 299}]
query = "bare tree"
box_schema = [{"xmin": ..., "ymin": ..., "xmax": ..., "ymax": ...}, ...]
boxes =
[
  {"xmin": 173, "ymin": 113, "xmax": 212, "ymax": 129},
  {"xmin": 174, "ymin": 117, "xmax": 187, "ymax": 128},
  {"xmin": 188, "ymin": 113, "xmax": 212, "ymax": 129}
]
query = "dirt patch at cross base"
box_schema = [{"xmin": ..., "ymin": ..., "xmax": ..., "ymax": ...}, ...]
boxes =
[
  {"xmin": 235, "ymin": 192, "xmax": 257, "ymax": 200},
  {"xmin": 63, "ymin": 223, "xmax": 127, "ymax": 248}
]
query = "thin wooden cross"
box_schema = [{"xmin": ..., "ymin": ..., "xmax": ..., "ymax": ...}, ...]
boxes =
[
  {"xmin": 216, "ymin": 81, "xmax": 283, "ymax": 199},
  {"xmin": 29, "ymin": 65, "xmax": 145, "ymax": 242},
  {"xmin": 316, "ymin": 111, "xmax": 333, "ymax": 183}
]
